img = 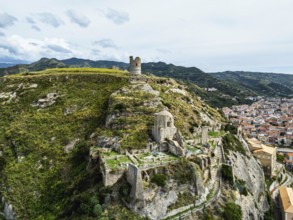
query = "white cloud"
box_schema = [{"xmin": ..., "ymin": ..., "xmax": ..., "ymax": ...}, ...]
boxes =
[
  {"xmin": 0, "ymin": 0, "xmax": 293, "ymax": 73},
  {"xmin": 93, "ymin": 39, "xmax": 118, "ymax": 49},
  {"xmin": 0, "ymin": 13, "xmax": 17, "ymax": 28},
  {"xmin": 37, "ymin": 12, "xmax": 64, "ymax": 28},
  {"xmin": 103, "ymin": 8, "xmax": 129, "ymax": 25},
  {"xmin": 66, "ymin": 10, "xmax": 90, "ymax": 28}
]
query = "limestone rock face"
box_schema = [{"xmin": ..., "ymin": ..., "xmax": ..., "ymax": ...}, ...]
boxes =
[
  {"xmin": 2, "ymin": 197, "xmax": 15, "ymax": 220},
  {"xmin": 31, "ymin": 93, "xmax": 60, "ymax": 108},
  {"xmin": 97, "ymin": 136, "xmax": 120, "ymax": 149},
  {"xmin": 166, "ymin": 88, "xmax": 186, "ymax": 96},
  {"xmin": 227, "ymin": 141, "xmax": 269, "ymax": 219},
  {"xmin": 64, "ymin": 139, "xmax": 80, "ymax": 153},
  {"xmin": 138, "ymin": 83, "xmax": 160, "ymax": 96},
  {"xmin": 142, "ymin": 189, "xmax": 178, "ymax": 220},
  {"xmin": 192, "ymin": 164, "xmax": 205, "ymax": 195}
]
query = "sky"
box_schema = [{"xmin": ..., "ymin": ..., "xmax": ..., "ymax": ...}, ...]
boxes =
[{"xmin": 1, "ymin": 0, "xmax": 293, "ymax": 73}]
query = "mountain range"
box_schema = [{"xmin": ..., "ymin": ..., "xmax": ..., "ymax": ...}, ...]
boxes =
[{"xmin": 1, "ymin": 57, "xmax": 292, "ymax": 107}]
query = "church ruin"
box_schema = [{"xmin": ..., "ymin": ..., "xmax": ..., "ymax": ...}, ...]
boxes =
[{"xmin": 152, "ymin": 110, "xmax": 177, "ymax": 143}]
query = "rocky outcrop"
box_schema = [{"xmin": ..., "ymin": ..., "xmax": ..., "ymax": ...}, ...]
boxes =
[
  {"xmin": 64, "ymin": 139, "xmax": 80, "ymax": 153},
  {"xmin": 2, "ymin": 197, "xmax": 15, "ymax": 220},
  {"xmin": 31, "ymin": 93, "xmax": 60, "ymax": 108},
  {"xmin": 141, "ymin": 189, "xmax": 178, "ymax": 220},
  {"xmin": 227, "ymin": 139, "xmax": 269, "ymax": 219},
  {"xmin": 138, "ymin": 83, "xmax": 160, "ymax": 96}
]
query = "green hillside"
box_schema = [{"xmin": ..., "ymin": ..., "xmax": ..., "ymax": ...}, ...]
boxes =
[
  {"xmin": 211, "ymin": 71, "xmax": 293, "ymax": 97},
  {"xmin": 0, "ymin": 68, "xmax": 130, "ymax": 219},
  {"xmin": 0, "ymin": 68, "xmax": 222, "ymax": 219},
  {"xmin": 2, "ymin": 58, "xmax": 293, "ymax": 108}
]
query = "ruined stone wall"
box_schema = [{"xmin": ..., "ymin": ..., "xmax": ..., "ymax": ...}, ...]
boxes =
[
  {"xmin": 102, "ymin": 167, "xmax": 125, "ymax": 186},
  {"xmin": 201, "ymin": 126, "xmax": 209, "ymax": 145},
  {"xmin": 126, "ymin": 163, "xmax": 145, "ymax": 210},
  {"xmin": 168, "ymin": 140, "xmax": 185, "ymax": 156}
]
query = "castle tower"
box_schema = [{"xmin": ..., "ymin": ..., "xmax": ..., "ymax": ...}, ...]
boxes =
[
  {"xmin": 152, "ymin": 110, "xmax": 177, "ymax": 143},
  {"xmin": 129, "ymin": 56, "xmax": 141, "ymax": 74}
]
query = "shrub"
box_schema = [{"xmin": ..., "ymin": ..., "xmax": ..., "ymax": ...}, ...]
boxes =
[
  {"xmin": 277, "ymin": 154, "xmax": 285, "ymax": 163},
  {"xmin": 151, "ymin": 174, "xmax": 167, "ymax": 187},
  {"xmin": 93, "ymin": 204, "xmax": 102, "ymax": 217},
  {"xmin": 223, "ymin": 202, "xmax": 242, "ymax": 220},
  {"xmin": 222, "ymin": 134, "xmax": 246, "ymax": 156},
  {"xmin": 114, "ymin": 103, "xmax": 126, "ymax": 112},
  {"xmin": 224, "ymin": 123, "xmax": 237, "ymax": 134},
  {"xmin": 222, "ymin": 164, "xmax": 233, "ymax": 185}
]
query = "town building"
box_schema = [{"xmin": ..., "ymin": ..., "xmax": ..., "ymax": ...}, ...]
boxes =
[
  {"xmin": 248, "ymin": 138, "xmax": 276, "ymax": 177},
  {"xmin": 279, "ymin": 186, "xmax": 293, "ymax": 220}
]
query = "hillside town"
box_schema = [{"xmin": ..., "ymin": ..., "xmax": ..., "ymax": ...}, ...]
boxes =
[
  {"xmin": 223, "ymin": 98, "xmax": 293, "ymax": 220},
  {"xmin": 223, "ymin": 98, "xmax": 293, "ymax": 147}
]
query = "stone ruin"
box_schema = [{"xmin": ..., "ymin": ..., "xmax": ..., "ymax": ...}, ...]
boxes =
[
  {"xmin": 129, "ymin": 56, "xmax": 151, "ymax": 84},
  {"xmin": 129, "ymin": 56, "xmax": 141, "ymax": 74},
  {"xmin": 152, "ymin": 110, "xmax": 185, "ymax": 156},
  {"xmin": 126, "ymin": 163, "xmax": 145, "ymax": 211},
  {"xmin": 201, "ymin": 126, "xmax": 209, "ymax": 145}
]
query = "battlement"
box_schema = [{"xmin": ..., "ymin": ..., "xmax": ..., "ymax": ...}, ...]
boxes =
[{"xmin": 129, "ymin": 56, "xmax": 141, "ymax": 74}]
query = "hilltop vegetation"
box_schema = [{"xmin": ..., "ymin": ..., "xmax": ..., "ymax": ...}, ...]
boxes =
[
  {"xmin": 1, "ymin": 58, "xmax": 293, "ymax": 108},
  {"xmin": 0, "ymin": 68, "xmax": 223, "ymax": 219},
  {"xmin": 0, "ymin": 68, "xmax": 129, "ymax": 219},
  {"xmin": 211, "ymin": 71, "xmax": 293, "ymax": 97}
]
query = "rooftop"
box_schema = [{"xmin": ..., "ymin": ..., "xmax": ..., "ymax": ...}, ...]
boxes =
[
  {"xmin": 155, "ymin": 110, "xmax": 173, "ymax": 118},
  {"xmin": 279, "ymin": 186, "xmax": 293, "ymax": 214},
  {"xmin": 248, "ymin": 138, "xmax": 276, "ymax": 155}
]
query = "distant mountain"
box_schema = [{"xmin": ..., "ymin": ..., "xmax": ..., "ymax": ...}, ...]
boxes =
[
  {"xmin": 0, "ymin": 63, "xmax": 17, "ymax": 68},
  {"xmin": 0, "ymin": 58, "xmax": 67, "ymax": 76},
  {"xmin": 1, "ymin": 57, "xmax": 292, "ymax": 107},
  {"xmin": 211, "ymin": 71, "xmax": 293, "ymax": 97},
  {"xmin": 140, "ymin": 62, "xmax": 257, "ymax": 106},
  {"xmin": 62, "ymin": 57, "xmax": 129, "ymax": 69}
]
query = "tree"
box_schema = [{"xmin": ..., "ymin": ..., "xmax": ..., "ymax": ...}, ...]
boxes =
[
  {"xmin": 223, "ymin": 203, "xmax": 242, "ymax": 220},
  {"xmin": 93, "ymin": 204, "xmax": 102, "ymax": 217}
]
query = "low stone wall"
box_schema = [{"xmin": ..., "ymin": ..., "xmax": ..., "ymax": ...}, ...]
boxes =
[{"xmin": 103, "ymin": 168, "xmax": 125, "ymax": 186}]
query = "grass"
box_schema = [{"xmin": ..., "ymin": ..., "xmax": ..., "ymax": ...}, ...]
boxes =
[
  {"xmin": 0, "ymin": 68, "xmax": 223, "ymax": 219},
  {"xmin": 11, "ymin": 67, "xmax": 129, "ymax": 78},
  {"xmin": 208, "ymin": 130, "xmax": 225, "ymax": 138},
  {"xmin": 106, "ymin": 156, "xmax": 132, "ymax": 169},
  {"xmin": 222, "ymin": 133, "xmax": 247, "ymax": 156},
  {"xmin": 0, "ymin": 71, "xmax": 128, "ymax": 219}
]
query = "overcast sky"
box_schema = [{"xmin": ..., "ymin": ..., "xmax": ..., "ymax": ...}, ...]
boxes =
[{"xmin": 1, "ymin": 0, "xmax": 293, "ymax": 73}]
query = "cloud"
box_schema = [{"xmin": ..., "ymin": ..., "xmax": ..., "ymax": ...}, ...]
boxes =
[
  {"xmin": 93, "ymin": 39, "xmax": 118, "ymax": 49},
  {"xmin": 104, "ymin": 8, "xmax": 129, "ymax": 25},
  {"xmin": 66, "ymin": 10, "xmax": 90, "ymax": 28},
  {"xmin": 0, "ymin": 31, "xmax": 5, "ymax": 37},
  {"xmin": 157, "ymin": 48, "xmax": 172, "ymax": 54},
  {"xmin": 32, "ymin": 25, "xmax": 41, "ymax": 31},
  {"xmin": 26, "ymin": 16, "xmax": 35, "ymax": 24},
  {"xmin": 29, "ymin": 42, "xmax": 39, "ymax": 46},
  {"xmin": 91, "ymin": 49, "xmax": 100, "ymax": 55},
  {"xmin": 0, "ymin": 35, "xmax": 79, "ymax": 63},
  {"xmin": 37, "ymin": 12, "xmax": 63, "ymax": 28},
  {"xmin": 47, "ymin": 44, "xmax": 72, "ymax": 53},
  {"xmin": 0, "ymin": 13, "xmax": 17, "ymax": 28},
  {"xmin": 0, "ymin": 43, "xmax": 18, "ymax": 55}
]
